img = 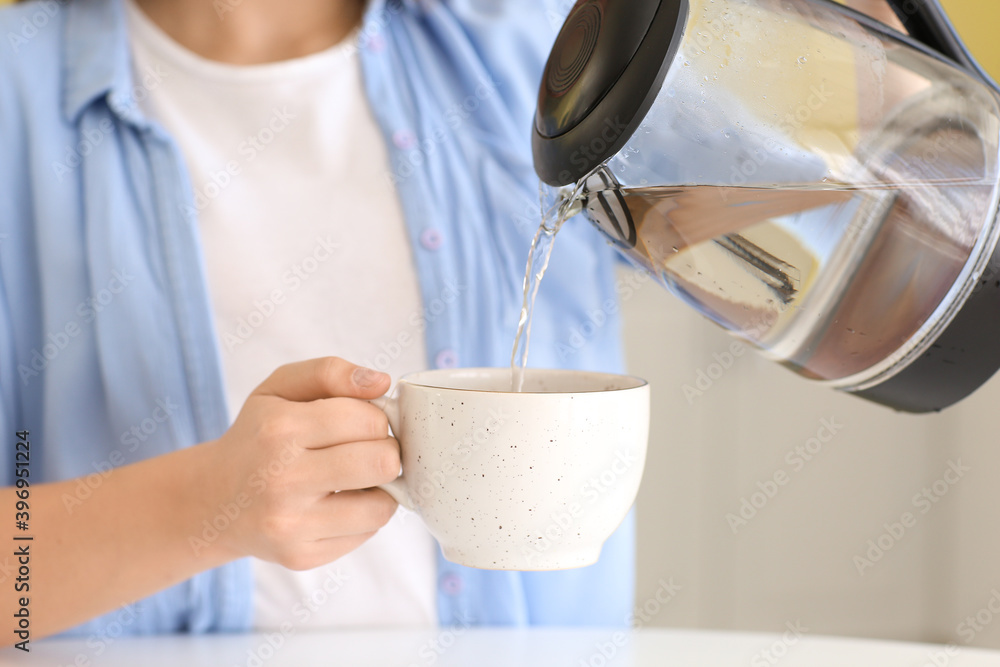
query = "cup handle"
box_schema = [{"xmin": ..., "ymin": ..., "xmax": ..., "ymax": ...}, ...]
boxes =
[{"xmin": 370, "ymin": 394, "xmax": 416, "ymax": 512}]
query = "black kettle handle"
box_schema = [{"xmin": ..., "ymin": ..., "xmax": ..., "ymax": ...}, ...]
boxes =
[{"xmin": 883, "ymin": 0, "xmax": 996, "ymax": 86}]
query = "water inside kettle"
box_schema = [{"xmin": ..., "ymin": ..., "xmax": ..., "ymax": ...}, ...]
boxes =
[{"xmin": 580, "ymin": 129, "xmax": 994, "ymax": 383}]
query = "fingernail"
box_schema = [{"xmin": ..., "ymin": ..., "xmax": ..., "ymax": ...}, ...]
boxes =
[{"xmin": 353, "ymin": 367, "xmax": 386, "ymax": 388}]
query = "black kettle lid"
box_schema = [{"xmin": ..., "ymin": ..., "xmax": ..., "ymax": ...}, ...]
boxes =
[{"xmin": 533, "ymin": 0, "xmax": 688, "ymax": 186}]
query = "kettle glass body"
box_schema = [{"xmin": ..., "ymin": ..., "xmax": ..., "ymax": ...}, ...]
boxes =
[{"xmin": 535, "ymin": 0, "xmax": 1000, "ymax": 411}]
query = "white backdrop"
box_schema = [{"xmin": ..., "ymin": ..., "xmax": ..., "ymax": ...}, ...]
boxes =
[{"xmin": 619, "ymin": 265, "xmax": 1000, "ymax": 648}]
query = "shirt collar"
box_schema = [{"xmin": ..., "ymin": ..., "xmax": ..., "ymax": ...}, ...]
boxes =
[
  {"xmin": 62, "ymin": 0, "xmax": 142, "ymax": 124},
  {"xmin": 364, "ymin": 0, "xmax": 388, "ymax": 18},
  {"xmin": 363, "ymin": 0, "xmax": 425, "ymax": 31}
]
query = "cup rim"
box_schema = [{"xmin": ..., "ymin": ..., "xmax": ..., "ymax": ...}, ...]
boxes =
[{"xmin": 397, "ymin": 367, "xmax": 648, "ymax": 394}]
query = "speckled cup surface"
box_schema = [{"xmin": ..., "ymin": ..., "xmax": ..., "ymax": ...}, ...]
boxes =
[{"xmin": 376, "ymin": 368, "xmax": 649, "ymax": 570}]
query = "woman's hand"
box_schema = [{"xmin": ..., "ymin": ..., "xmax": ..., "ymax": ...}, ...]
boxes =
[
  {"xmin": 18, "ymin": 356, "xmax": 401, "ymax": 641},
  {"xmin": 205, "ymin": 357, "xmax": 400, "ymax": 570}
]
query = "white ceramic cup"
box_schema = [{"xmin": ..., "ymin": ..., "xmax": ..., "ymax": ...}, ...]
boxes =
[{"xmin": 373, "ymin": 367, "xmax": 649, "ymax": 570}]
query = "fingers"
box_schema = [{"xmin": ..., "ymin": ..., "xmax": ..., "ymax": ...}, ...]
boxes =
[
  {"xmin": 301, "ymin": 438, "xmax": 401, "ymax": 492},
  {"xmin": 256, "ymin": 488, "xmax": 398, "ymax": 563},
  {"xmin": 255, "ymin": 357, "xmax": 391, "ymax": 403},
  {"xmin": 305, "ymin": 488, "xmax": 398, "ymax": 539},
  {"xmin": 280, "ymin": 398, "xmax": 389, "ymax": 449},
  {"xmin": 260, "ymin": 491, "xmax": 398, "ymax": 570},
  {"xmin": 270, "ymin": 532, "xmax": 379, "ymax": 572},
  {"xmin": 225, "ymin": 358, "xmax": 402, "ymax": 569}
]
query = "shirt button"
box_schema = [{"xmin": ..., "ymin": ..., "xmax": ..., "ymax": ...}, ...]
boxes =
[
  {"xmin": 419, "ymin": 228, "xmax": 444, "ymax": 251},
  {"xmin": 368, "ymin": 33, "xmax": 385, "ymax": 53},
  {"xmin": 439, "ymin": 572, "xmax": 463, "ymax": 596},
  {"xmin": 435, "ymin": 349, "xmax": 458, "ymax": 369},
  {"xmin": 393, "ymin": 129, "xmax": 417, "ymax": 150}
]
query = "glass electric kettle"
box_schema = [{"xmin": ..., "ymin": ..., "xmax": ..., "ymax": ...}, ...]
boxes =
[{"xmin": 533, "ymin": 0, "xmax": 1000, "ymax": 412}]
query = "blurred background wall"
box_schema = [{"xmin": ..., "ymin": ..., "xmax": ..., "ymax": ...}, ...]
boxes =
[{"xmin": 625, "ymin": 2, "xmax": 1000, "ymax": 649}]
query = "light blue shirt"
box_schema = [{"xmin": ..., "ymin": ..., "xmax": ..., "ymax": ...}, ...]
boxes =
[{"xmin": 0, "ymin": 0, "xmax": 633, "ymax": 636}]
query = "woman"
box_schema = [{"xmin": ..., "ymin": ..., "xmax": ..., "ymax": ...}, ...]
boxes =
[{"xmin": 0, "ymin": 0, "xmax": 632, "ymax": 639}]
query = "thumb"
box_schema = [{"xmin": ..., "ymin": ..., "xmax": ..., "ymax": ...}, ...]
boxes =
[{"xmin": 255, "ymin": 357, "xmax": 391, "ymax": 402}]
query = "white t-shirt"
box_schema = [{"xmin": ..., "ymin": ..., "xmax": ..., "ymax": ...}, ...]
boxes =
[{"xmin": 125, "ymin": 1, "xmax": 437, "ymax": 629}]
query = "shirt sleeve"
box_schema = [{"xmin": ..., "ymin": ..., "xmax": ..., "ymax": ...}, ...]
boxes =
[
  {"xmin": 0, "ymin": 287, "xmax": 15, "ymax": 489},
  {"xmin": 0, "ymin": 53, "xmax": 21, "ymax": 490}
]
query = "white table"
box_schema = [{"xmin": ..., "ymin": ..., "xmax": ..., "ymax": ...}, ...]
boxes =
[{"xmin": 6, "ymin": 627, "xmax": 1000, "ymax": 666}]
